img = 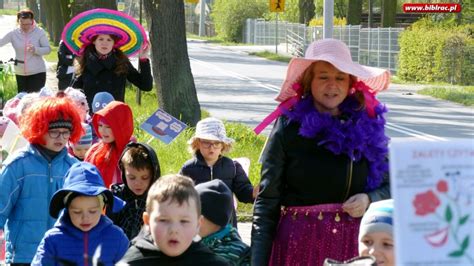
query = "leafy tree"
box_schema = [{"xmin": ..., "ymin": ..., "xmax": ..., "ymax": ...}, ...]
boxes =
[
  {"xmin": 212, "ymin": 0, "xmax": 267, "ymax": 42},
  {"xmin": 346, "ymin": 0, "xmax": 362, "ymax": 25},
  {"xmin": 299, "ymin": 0, "xmax": 315, "ymax": 24},
  {"xmin": 144, "ymin": 0, "xmax": 201, "ymax": 126},
  {"xmin": 381, "ymin": 0, "xmax": 396, "ymax": 27}
]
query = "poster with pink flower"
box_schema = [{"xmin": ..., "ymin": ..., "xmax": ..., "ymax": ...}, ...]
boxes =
[{"xmin": 390, "ymin": 139, "xmax": 474, "ymax": 265}]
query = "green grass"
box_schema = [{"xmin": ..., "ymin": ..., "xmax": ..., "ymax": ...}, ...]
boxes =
[
  {"xmin": 125, "ymin": 88, "xmax": 266, "ymax": 220},
  {"xmin": 0, "ymin": 9, "xmax": 19, "ymax": 16},
  {"xmin": 0, "ymin": 63, "xmax": 17, "ymax": 106},
  {"xmin": 186, "ymin": 33, "xmax": 247, "ymax": 46},
  {"xmin": 418, "ymin": 86, "xmax": 474, "ymax": 106},
  {"xmin": 44, "ymin": 44, "xmax": 58, "ymax": 63},
  {"xmin": 249, "ymin": 51, "xmax": 291, "ymax": 63}
]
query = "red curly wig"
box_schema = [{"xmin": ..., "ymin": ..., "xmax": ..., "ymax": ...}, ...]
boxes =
[{"xmin": 20, "ymin": 95, "xmax": 84, "ymax": 145}]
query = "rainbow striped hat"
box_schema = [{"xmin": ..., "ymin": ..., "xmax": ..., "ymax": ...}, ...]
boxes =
[{"xmin": 61, "ymin": 8, "xmax": 148, "ymax": 57}]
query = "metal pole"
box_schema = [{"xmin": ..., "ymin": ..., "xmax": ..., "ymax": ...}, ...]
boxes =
[
  {"xmin": 136, "ymin": 0, "xmax": 143, "ymax": 105},
  {"xmin": 323, "ymin": 0, "xmax": 334, "ymax": 39},
  {"xmin": 199, "ymin": 0, "xmax": 206, "ymax": 36},
  {"xmin": 275, "ymin": 13, "xmax": 279, "ymax": 54}
]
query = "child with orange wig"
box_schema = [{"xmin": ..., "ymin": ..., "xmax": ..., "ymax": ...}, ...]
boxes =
[
  {"xmin": 85, "ymin": 101, "xmax": 133, "ymax": 188},
  {"xmin": 0, "ymin": 93, "xmax": 83, "ymax": 264}
]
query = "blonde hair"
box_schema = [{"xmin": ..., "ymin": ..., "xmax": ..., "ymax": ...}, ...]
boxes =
[
  {"xmin": 146, "ymin": 174, "xmax": 201, "ymax": 217},
  {"xmin": 187, "ymin": 137, "xmax": 233, "ymax": 155},
  {"xmin": 65, "ymin": 193, "xmax": 106, "ymax": 210}
]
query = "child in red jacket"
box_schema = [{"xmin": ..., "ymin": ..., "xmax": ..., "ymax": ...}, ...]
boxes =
[{"xmin": 85, "ymin": 101, "xmax": 133, "ymax": 188}]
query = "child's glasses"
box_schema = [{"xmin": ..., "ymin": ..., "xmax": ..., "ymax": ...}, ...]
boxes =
[
  {"xmin": 199, "ymin": 140, "xmax": 223, "ymax": 149},
  {"xmin": 48, "ymin": 130, "xmax": 71, "ymax": 139}
]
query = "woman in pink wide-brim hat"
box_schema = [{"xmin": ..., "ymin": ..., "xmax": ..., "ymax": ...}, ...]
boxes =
[{"xmin": 251, "ymin": 38, "xmax": 391, "ymax": 266}]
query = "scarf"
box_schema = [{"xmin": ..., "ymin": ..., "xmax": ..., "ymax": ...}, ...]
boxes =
[{"xmin": 283, "ymin": 96, "xmax": 390, "ymax": 191}]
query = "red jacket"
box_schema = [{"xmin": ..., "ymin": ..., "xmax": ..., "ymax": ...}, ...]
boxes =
[{"xmin": 85, "ymin": 101, "xmax": 133, "ymax": 188}]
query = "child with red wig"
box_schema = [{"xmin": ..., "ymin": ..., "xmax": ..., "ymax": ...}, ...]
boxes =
[
  {"xmin": 0, "ymin": 93, "xmax": 84, "ymax": 264},
  {"xmin": 85, "ymin": 101, "xmax": 133, "ymax": 188}
]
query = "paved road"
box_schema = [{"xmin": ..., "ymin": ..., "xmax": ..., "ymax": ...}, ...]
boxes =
[
  {"xmin": 189, "ymin": 40, "xmax": 473, "ymax": 140},
  {"xmin": 2, "ymin": 15, "xmax": 472, "ymax": 246}
]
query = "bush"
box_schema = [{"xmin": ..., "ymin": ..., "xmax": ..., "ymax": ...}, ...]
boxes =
[
  {"xmin": 309, "ymin": 16, "xmax": 346, "ymax": 26},
  {"xmin": 398, "ymin": 18, "xmax": 473, "ymax": 85},
  {"xmin": 211, "ymin": 0, "xmax": 267, "ymax": 42},
  {"xmin": 0, "ymin": 63, "xmax": 17, "ymax": 108}
]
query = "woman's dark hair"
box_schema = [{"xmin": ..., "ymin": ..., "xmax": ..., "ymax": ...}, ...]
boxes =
[
  {"xmin": 17, "ymin": 9, "xmax": 34, "ymax": 21},
  {"xmin": 300, "ymin": 61, "xmax": 365, "ymax": 109},
  {"xmin": 76, "ymin": 34, "xmax": 130, "ymax": 76}
]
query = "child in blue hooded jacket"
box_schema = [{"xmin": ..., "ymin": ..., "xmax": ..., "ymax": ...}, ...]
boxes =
[
  {"xmin": 0, "ymin": 95, "xmax": 83, "ymax": 264},
  {"xmin": 32, "ymin": 162, "xmax": 129, "ymax": 266}
]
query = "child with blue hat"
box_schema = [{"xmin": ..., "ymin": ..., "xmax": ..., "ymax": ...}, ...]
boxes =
[
  {"xmin": 92, "ymin": 92, "xmax": 115, "ymax": 114},
  {"xmin": 69, "ymin": 123, "xmax": 93, "ymax": 160},
  {"xmin": 32, "ymin": 162, "xmax": 129, "ymax": 265},
  {"xmin": 358, "ymin": 199, "xmax": 394, "ymax": 266}
]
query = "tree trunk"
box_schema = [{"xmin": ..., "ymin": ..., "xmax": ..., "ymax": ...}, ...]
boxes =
[
  {"xmin": 60, "ymin": 0, "xmax": 71, "ymax": 26},
  {"xmin": 72, "ymin": 0, "xmax": 117, "ymax": 16},
  {"xmin": 381, "ymin": 0, "xmax": 396, "ymax": 27},
  {"xmin": 48, "ymin": 0, "xmax": 63, "ymax": 45},
  {"xmin": 26, "ymin": 0, "xmax": 39, "ymax": 20},
  {"xmin": 144, "ymin": 0, "xmax": 201, "ymax": 126},
  {"xmin": 346, "ymin": 0, "xmax": 362, "ymax": 25},
  {"xmin": 0, "ymin": 0, "xmax": 4, "ymax": 10},
  {"xmin": 298, "ymin": 0, "xmax": 315, "ymax": 25},
  {"xmin": 456, "ymin": 0, "xmax": 462, "ymax": 25},
  {"xmin": 39, "ymin": 0, "xmax": 47, "ymax": 26},
  {"xmin": 94, "ymin": 0, "xmax": 117, "ymax": 10},
  {"xmin": 368, "ymin": 0, "xmax": 373, "ymax": 28}
]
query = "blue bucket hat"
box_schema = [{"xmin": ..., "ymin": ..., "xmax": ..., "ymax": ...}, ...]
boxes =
[{"xmin": 49, "ymin": 162, "xmax": 125, "ymax": 218}]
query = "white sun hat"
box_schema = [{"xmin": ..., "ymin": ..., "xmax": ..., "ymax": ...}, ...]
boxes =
[{"xmin": 191, "ymin": 117, "xmax": 234, "ymax": 144}]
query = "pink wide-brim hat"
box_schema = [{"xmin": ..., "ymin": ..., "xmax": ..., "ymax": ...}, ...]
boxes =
[{"xmin": 275, "ymin": 38, "xmax": 391, "ymax": 102}]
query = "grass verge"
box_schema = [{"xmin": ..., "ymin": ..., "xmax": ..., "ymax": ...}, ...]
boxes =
[
  {"xmin": 44, "ymin": 44, "xmax": 58, "ymax": 63},
  {"xmin": 125, "ymin": 88, "xmax": 266, "ymax": 219},
  {"xmin": 418, "ymin": 86, "xmax": 474, "ymax": 106},
  {"xmin": 0, "ymin": 9, "xmax": 18, "ymax": 16},
  {"xmin": 248, "ymin": 51, "xmax": 291, "ymax": 63}
]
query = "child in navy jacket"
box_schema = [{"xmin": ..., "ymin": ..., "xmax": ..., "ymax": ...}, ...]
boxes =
[
  {"xmin": 180, "ymin": 117, "xmax": 257, "ymax": 226},
  {"xmin": 32, "ymin": 162, "xmax": 129, "ymax": 265}
]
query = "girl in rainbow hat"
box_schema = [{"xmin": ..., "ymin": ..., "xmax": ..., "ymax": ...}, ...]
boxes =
[{"xmin": 62, "ymin": 8, "xmax": 153, "ymax": 109}]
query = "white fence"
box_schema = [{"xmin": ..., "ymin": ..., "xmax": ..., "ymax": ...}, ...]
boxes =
[{"xmin": 244, "ymin": 19, "xmax": 404, "ymax": 74}]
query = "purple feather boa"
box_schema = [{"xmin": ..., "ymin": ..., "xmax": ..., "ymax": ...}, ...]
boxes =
[{"xmin": 283, "ymin": 96, "xmax": 390, "ymax": 191}]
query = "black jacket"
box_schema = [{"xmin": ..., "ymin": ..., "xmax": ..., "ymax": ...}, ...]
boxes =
[
  {"xmin": 72, "ymin": 52, "xmax": 153, "ymax": 108},
  {"xmin": 118, "ymin": 228, "xmax": 230, "ymax": 266},
  {"xmin": 180, "ymin": 152, "xmax": 254, "ymax": 226},
  {"xmin": 56, "ymin": 41, "xmax": 75, "ymax": 90},
  {"xmin": 107, "ymin": 142, "xmax": 161, "ymax": 240},
  {"xmin": 251, "ymin": 116, "xmax": 390, "ymax": 265}
]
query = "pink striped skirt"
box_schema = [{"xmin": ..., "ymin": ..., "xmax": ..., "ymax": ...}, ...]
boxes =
[{"xmin": 269, "ymin": 203, "xmax": 361, "ymax": 266}]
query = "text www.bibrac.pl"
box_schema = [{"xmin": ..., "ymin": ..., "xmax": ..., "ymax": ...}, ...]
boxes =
[{"xmin": 403, "ymin": 3, "xmax": 461, "ymax": 13}]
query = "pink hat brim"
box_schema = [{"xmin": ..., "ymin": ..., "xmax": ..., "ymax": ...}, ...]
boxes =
[{"xmin": 275, "ymin": 43, "xmax": 391, "ymax": 102}]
